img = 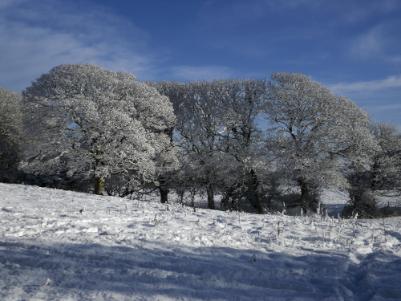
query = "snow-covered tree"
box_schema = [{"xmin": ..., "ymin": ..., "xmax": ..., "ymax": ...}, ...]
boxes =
[
  {"xmin": 216, "ymin": 80, "xmax": 268, "ymax": 212},
  {"xmin": 156, "ymin": 81, "xmax": 228, "ymax": 209},
  {"xmin": 154, "ymin": 80, "xmax": 269, "ymax": 212},
  {"xmin": 0, "ymin": 88, "xmax": 22, "ymax": 182},
  {"xmin": 21, "ymin": 64, "xmax": 177, "ymax": 195},
  {"xmin": 371, "ymin": 123, "xmax": 401, "ymax": 192},
  {"xmin": 265, "ymin": 73, "xmax": 377, "ymax": 212},
  {"xmin": 345, "ymin": 123, "xmax": 401, "ymax": 217}
]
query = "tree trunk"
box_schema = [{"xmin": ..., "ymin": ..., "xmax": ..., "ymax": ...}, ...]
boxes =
[
  {"xmin": 267, "ymin": 176, "xmax": 280, "ymax": 210},
  {"xmin": 191, "ymin": 188, "xmax": 196, "ymax": 209},
  {"xmin": 159, "ymin": 186, "xmax": 169, "ymax": 203},
  {"xmin": 245, "ymin": 169, "xmax": 263, "ymax": 213},
  {"xmin": 298, "ymin": 178, "xmax": 318, "ymax": 212},
  {"xmin": 370, "ymin": 158, "xmax": 379, "ymax": 190},
  {"xmin": 299, "ymin": 179, "xmax": 308, "ymax": 210},
  {"xmin": 221, "ymin": 186, "xmax": 235, "ymax": 210},
  {"xmin": 158, "ymin": 175, "xmax": 169, "ymax": 203},
  {"xmin": 206, "ymin": 183, "xmax": 215, "ymax": 209},
  {"xmin": 95, "ymin": 176, "xmax": 105, "ymax": 195},
  {"xmin": 178, "ymin": 189, "xmax": 185, "ymax": 204}
]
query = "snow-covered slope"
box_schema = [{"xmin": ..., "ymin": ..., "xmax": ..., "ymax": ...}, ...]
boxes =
[{"xmin": 1, "ymin": 183, "xmax": 401, "ymax": 301}]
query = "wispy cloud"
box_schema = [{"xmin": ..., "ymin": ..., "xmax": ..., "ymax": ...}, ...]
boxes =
[
  {"xmin": 0, "ymin": 0, "xmax": 157, "ymax": 91},
  {"xmin": 169, "ymin": 65, "xmax": 236, "ymax": 81},
  {"xmin": 329, "ymin": 75, "xmax": 401, "ymax": 128},
  {"xmin": 330, "ymin": 75, "xmax": 401, "ymax": 93},
  {"xmin": 202, "ymin": 0, "xmax": 399, "ymax": 23},
  {"xmin": 367, "ymin": 103, "xmax": 401, "ymax": 112},
  {"xmin": 349, "ymin": 20, "xmax": 401, "ymax": 63},
  {"xmin": 200, "ymin": 0, "xmax": 322, "ymax": 25},
  {"xmin": 342, "ymin": 0, "xmax": 400, "ymax": 23},
  {"xmin": 265, "ymin": 0, "xmax": 322, "ymax": 10},
  {"xmin": 0, "ymin": 0, "xmax": 25, "ymax": 10},
  {"xmin": 350, "ymin": 27, "xmax": 384, "ymax": 58}
]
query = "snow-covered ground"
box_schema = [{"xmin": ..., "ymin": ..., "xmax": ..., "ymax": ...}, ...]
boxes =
[
  {"xmin": 1, "ymin": 183, "xmax": 401, "ymax": 301},
  {"xmin": 320, "ymin": 189, "xmax": 349, "ymax": 216},
  {"xmin": 375, "ymin": 191, "xmax": 401, "ymax": 208}
]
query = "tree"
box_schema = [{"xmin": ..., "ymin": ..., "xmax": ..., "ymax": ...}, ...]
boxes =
[
  {"xmin": 0, "ymin": 88, "xmax": 22, "ymax": 183},
  {"xmin": 20, "ymin": 64, "xmax": 177, "ymax": 195},
  {"xmin": 157, "ymin": 81, "xmax": 227, "ymax": 209},
  {"xmin": 344, "ymin": 123, "xmax": 401, "ymax": 217},
  {"xmin": 371, "ymin": 123, "xmax": 401, "ymax": 192},
  {"xmin": 216, "ymin": 80, "xmax": 268, "ymax": 212},
  {"xmin": 154, "ymin": 130, "xmax": 179, "ymax": 203},
  {"xmin": 265, "ymin": 73, "xmax": 376, "ymax": 212},
  {"xmin": 154, "ymin": 80, "xmax": 269, "ymax": 212}
]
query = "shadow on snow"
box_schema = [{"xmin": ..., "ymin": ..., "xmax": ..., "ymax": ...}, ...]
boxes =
[{"xmin": 0, "ymin": 240, "xmax": 401, "ymax": 300}]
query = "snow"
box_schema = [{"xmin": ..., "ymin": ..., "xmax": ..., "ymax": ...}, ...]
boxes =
[
  {"xmin": 1, "ymin": 183, "xmax": 401, "ymax": 300},
  {"xmin": 320, "ymin": 189, "xmax": 349, "ymax": 216},
  {"xmin": 375, "ymin": 191, "xmax": 401, "ymax": 208}
]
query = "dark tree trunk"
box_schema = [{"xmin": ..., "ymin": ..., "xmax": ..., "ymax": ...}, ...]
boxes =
[
  {"xmin": 221, "ymin": 186, "xmax": 235, "ymax": 210},
  {"xmin": 95, "ymin": 176, "xmax": 105, "ymax": 195},
  {"xmin": 191, "ymin": 188, "xmax": 196, "ymax": 208},
  {"xmin": 267, "ymin": 176, "xmax": 280, "ymax": 210},
  {"xmin": 206, "ymin": 183, "xmax": 215, "ymax": 209},
  {"xmin": 159, "ymin": 186, "xmax": 169, "ymax": 203},
  {"xmin": 298, "ymin": 178, "xmax": 318, "ymax": 212},
  {"xmin": 178, "ymin": 189, "xmax": 185, "ymax": 204},
  {"xmin": 370, "ymin": 157, "xmax": 380, "ymax": 191},
  {"xmin": 347, "ymin": 170, "xmax": 378, "ymax": 218},
  {"xmin": 245, "ymin": 169, "xmax": 263, "ymax": 213},
  {"xmin": 158, "ymin": 175, "xmax": 169, "ymax": 203},
  {"xmin": 93, "ymin": 148, "xmax": 106, "ymax": 195},
  {"xmin": 299, "ymin": 179, "xmax": 308, "ymax": 211}
]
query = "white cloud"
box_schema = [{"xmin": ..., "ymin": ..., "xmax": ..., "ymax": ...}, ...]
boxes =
[
  {"xmin": 0, "ymin": 0, "xmax": 26, "ymax": 10},
  {"xmin": 349, "ymin": 20, "xmax": 401, "ymax": 63},
  {"xmin": 330, "ymin": 75, "xmax": 401, "ymax": 93},
  {"xmin": 350, "ymin": 27, "xmax": 384, "ymax": 58},
  {"xmin": 0, "ymin": 0, "xmax": 244, "ymax": 90},
  {"xmin": 342, "ymin": 0, "xmax": 399, "ymax": 23},
  {"xmin": 367, "ymin": 103, "xmax": 401, "ymax": 112},
  {"xmin": 0, "ymin": 0, "xmax": 157, "ymax": 91},
  {"xmin": 265, "ymin": 0, "xmax": 321, "ymax": 10},
  {"xmin": 170, "ymin": 65, "xmax": 236, "ymax": 81}
]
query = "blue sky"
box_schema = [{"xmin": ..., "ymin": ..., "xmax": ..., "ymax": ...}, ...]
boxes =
[{"xmin": 0, "ymin": 0, "xmax": 400, "ymax": 127}]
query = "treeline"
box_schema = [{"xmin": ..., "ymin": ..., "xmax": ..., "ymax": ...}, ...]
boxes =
[{"xmin": 1, "ymin": 64, "xmax": 400, "ymax": 217}]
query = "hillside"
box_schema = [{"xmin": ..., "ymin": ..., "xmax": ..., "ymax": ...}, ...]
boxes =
[{"xmin": 1, "ymin": 183, "xmax": 401, "ymax": 300}]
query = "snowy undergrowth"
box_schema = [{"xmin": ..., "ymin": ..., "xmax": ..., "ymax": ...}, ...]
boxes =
[{"xmin": 1, "ymin": 183, "xmax": 401, "ymax": 301}]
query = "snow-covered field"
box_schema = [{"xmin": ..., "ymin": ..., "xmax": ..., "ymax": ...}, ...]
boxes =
[{"xmin": 1, "ymin": 183, "xmax": 401, "ymax": 301}]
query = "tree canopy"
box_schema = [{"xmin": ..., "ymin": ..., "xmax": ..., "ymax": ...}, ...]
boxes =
[{"xmin": 21, "ymin": 64, "xmax": 177, "ymax": 194}]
